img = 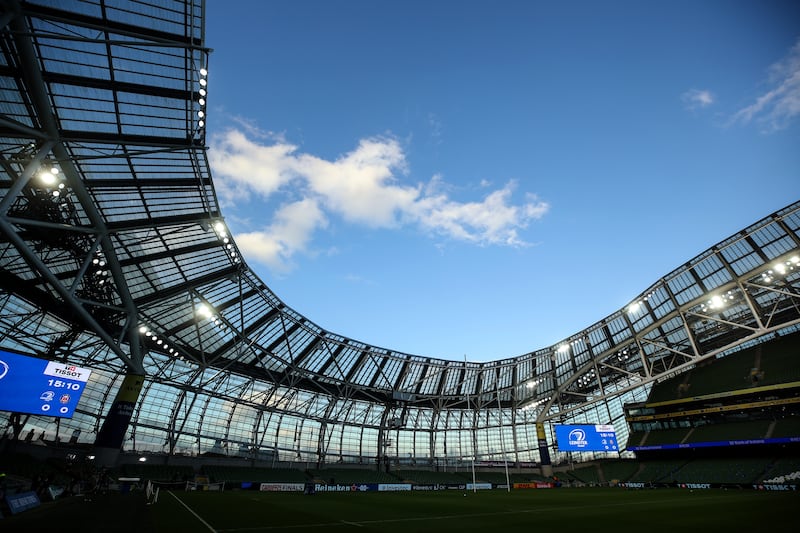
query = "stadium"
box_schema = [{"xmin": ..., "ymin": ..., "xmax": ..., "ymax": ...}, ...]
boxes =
[{"xmin": 0, "ymin": 1, "xmax": 797, "ymax": 530}]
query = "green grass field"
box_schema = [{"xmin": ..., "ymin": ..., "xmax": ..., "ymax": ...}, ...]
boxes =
[{"xmin": 2, "ymin": 487, "xmax": 797, "ymax": 532}]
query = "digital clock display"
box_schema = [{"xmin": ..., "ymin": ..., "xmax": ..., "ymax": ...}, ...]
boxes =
[{"xmin": 0, "ymin": 349, "xmax": 91, "ymax": 418}]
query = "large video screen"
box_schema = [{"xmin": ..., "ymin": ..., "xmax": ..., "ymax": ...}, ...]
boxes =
[
  {"xmin": 0, "ymin": 349, "xmax": 91, "ymax": 418},
  {"xmin": 555, "ymin": 424, "xmax": 618, "ymax": 452}
]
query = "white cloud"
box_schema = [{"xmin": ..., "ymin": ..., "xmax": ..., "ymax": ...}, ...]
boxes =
[
  {"xmin": 297, "ymin": 137, "xmax": 416, "ymax": 228},
  {"xmin": 731, "ymin": 38, "xmax": 800, "ymax": 132},
  {"xmin": 234, "ymin": 198, "xmax": 327, "ymax": 274},
  {"xmin": 209, "ymin": 129, "xmax": 550, "ymax": 272},
  {"xmin": 207, "ymin": 128, "xmax": 298, "ymax": 203},
  {"xmin": 410, "ymin": 183, "xmax": 548, "ymax": 246},
  {"xmin": 682, "ymin": 89, "xmax": 715, "ymax": 110}
]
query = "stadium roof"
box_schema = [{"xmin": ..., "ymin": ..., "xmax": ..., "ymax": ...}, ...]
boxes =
[{"xmin": 1, "ymin": 0, "xmax": 799, "ymax": 421}]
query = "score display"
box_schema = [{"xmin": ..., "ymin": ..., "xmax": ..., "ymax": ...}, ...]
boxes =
[
  {"xmin": 0, "ymin": 349, "xmax": 91, "ymax": 418},
  {"xmin": 555, "ymin": 424, "xmax": 618, "ymax": 452}
]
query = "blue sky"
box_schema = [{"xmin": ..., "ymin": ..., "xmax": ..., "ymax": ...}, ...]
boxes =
[{"xmin": 204, "ymin": 1, "xmax": 800, "ymax": 362}]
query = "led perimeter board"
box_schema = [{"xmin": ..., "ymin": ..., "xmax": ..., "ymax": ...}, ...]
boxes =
[
  {"xmin": 0, "ymin": 349, "xmax": 91, "ymax": 418},
  {"xmin": 555, "ymin": 424, "xmax": 618, "ymax": 452}
]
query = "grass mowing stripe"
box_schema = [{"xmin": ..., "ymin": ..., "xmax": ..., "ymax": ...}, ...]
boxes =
[
  {"xmin": 176, "ymin": 488, "xmax": 796, "ymax": 532},
  {"xmin": 216, "ymin": 493, "xmax": 733, "ymax": 532},
  {"xmin": 168, "ymin": 490, "xmax": 219, "ymax": 533}
]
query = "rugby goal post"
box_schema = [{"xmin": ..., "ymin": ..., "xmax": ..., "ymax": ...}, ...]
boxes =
[
  {"xmin": 145, "ymin": 480, "xmax": 159, "ymax": 505},
  {"xmin": 185, "ymin": 480, "xmax": 225, "ymax": 492}
]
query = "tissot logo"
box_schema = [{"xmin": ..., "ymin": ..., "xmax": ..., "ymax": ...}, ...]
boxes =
[
  {"xmin": 44, "ymin": 361, "xmax": 90, "ymax": 382},
  {"xmin": 0, "ymin": 359, "xmax": 8, "ymax": 380}
]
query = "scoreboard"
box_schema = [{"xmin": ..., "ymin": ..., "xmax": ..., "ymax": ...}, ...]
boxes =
[
  {"xmin": 554, "ymin": 424, "xmax": 618, "ymax": 452},
  {"xmin": 0, "ymin": 349, "xmax": 91, "ymax": 418}
]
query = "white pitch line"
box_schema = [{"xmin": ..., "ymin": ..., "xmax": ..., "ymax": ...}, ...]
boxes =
[
  {"xmin": 168, "ymin": 490, "xmax": 218, "ymax": 533},
  {"xmin": 217, "ymin": 493, "xmax": 732, "ymax": 532}
]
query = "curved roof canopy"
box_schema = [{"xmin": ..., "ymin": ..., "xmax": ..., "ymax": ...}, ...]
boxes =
[{"xmin": 1, "ymin": 0, "xmax": 799, "ymax": 422}]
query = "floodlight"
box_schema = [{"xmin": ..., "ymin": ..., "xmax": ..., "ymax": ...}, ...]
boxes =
[
  {"xmin": 709, "ymin": 295, "xmax": 724, "ymax": 309},
  {"xmin": 40, "ymin": 170, "xmax": 57, "ymax": 185},
  {"xmin": 197, "ymin": 303, "xmax": 213, "ymax": 319}
]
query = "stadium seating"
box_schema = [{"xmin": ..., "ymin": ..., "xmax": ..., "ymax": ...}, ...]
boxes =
[
  {"xmin": 120, "ymin": 463, "xmax": 195, "ymax": 482},
  {"xmin": 672, "ymin": 458, "xmax": 771, "ymax": 484},
  {"xmin": 761, "ymin": 457, "xmax": 800, "ymax": 483},
  {"xmin": 640, "ymin": 427, "xmax": 692, "ymax": 446},
  {"xmin": 646, "ymin": 333, "xmax": 800, "ymax": 403},
  {"xmin": 628, "ymin": 459, "xmax": 688, "ymax": 483},
  {"xmin": 395, "ymin": 469, "xmax": 470, "ymax": 484},
  {"xmin": 770, "ymin": 417, "xmax": 800, "ymax": 438},
  {"xmin": 202, "ymin": 465, "xmax": 309, "ymax": 483},
  {"xmin": 597, "ymin": 460, "xmax": 639, "ymax": 483},
  {"xmin": 561, "ymin": 464, "xmax": 602, "ymax": 485},
  {"xmin": 754, "ymin": 334, "xmax": 800, "ymax": 386},
  {"xmin": 311, "ymin": 468, "xmax": 398, "ymax": 484},
  {"xmin": 686, "ymin": 419, "xmax": 771, "ymax": 443}
]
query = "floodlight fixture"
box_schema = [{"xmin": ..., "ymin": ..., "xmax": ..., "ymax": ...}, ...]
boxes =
[
  {"xmin": 39, "ymin": 170, "xmax": 57, "ymax": 185},
  {"xmin": 196, "ymin": 303, "xmax": 213, "ymax": 319}
]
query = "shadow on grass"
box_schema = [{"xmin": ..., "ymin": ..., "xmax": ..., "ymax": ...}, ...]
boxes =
[{"xmin": 1, "ymin": 491, "xmax": 155, "ymax": 532}]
